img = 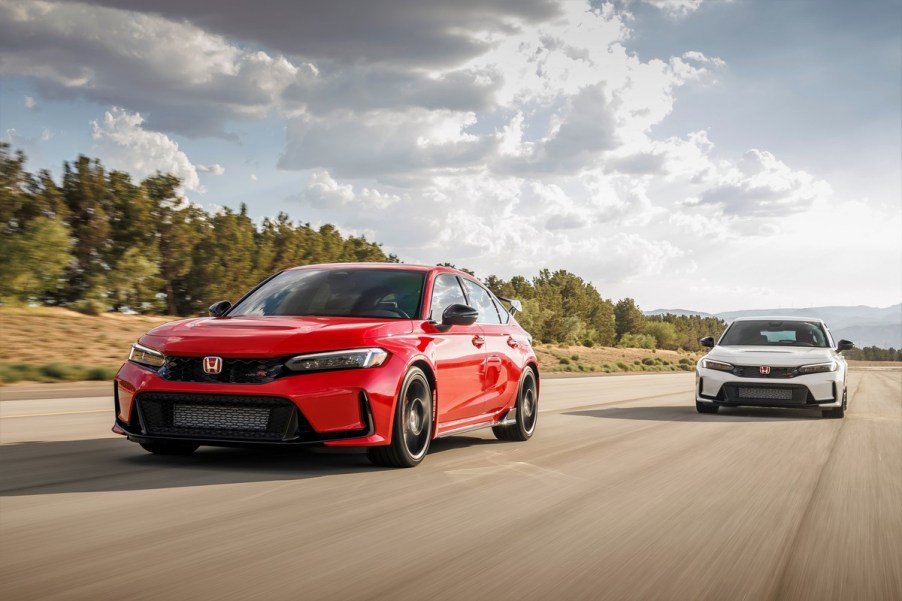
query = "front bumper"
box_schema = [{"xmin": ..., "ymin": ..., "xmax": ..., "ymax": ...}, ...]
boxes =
[
  {"xmin": 695, "ymin": 367, "xmax": 843, "ymax": 409},
  {"xmin": 113, "ymin": 356, "xmax": 407, "ymax": 447}
]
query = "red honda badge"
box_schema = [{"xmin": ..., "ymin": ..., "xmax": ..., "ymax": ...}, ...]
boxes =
[
  {"xmin": 203, "ymin": 356, "xmax": 223, "ymax": 374},
  {"xmin": 759, "ymin": 365, "xmax": 771, "ymax": 375}
]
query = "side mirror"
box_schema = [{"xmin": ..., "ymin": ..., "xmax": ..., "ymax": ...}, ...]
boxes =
[
  {"xmin": 836, "ymin": 339, "xmax": 854, "ymax": 352},
  {"xmin": 442, "ymin": 304, "xmax": 478, "ymax": 328},
  {"xmin": 699, "ymin": 336, "xmax": 715, "ymax": 348},
  {"xmin": 209, "ymin": 300, "xmax": 232, "ymax": 317},
  {"xmin": 509, "ymin": 299, "xmax": 523, "ymax": 315}
]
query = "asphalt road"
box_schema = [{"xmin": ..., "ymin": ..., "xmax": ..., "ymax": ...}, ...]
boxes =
[{"xmin": 1, "ymin": 370, "xmax": 900, "ymax": 601}]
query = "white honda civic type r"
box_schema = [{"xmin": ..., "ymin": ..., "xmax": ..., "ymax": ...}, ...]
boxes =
[{"xmin": 696, "ymin": 317, "xmax": 854, "ymax": 418}]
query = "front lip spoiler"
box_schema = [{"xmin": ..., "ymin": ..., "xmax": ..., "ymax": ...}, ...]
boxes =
[{"xmin": 117, "ymin": 391, "xmax": 376, "ymax": 448}]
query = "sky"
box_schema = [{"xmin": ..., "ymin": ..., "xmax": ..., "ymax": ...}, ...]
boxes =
[{"xmin": 1, "ymin": 0, "xmax": 900, "ymax": 314}]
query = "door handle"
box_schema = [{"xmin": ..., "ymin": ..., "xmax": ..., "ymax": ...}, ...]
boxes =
[
  {"xmin": 472, "ymin": 335, "xmax": 485, "ymax": 347},
  {"xmin": 487, "ymin": 356, "xmax": 502, "ymax": 364},
  {"xmin": 507, "ymin": 336, "xmax": 518, "ymax": 348}
]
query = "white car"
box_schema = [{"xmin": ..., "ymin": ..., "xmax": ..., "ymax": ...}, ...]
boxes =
[{"xmin": 696, "ymin": 316, "xmax": 853, "ymax": 418}]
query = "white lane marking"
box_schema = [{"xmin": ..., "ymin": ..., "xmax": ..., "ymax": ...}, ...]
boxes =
[{"xmin": 0, "ymin": 409, "xmax": 109, "ymax": 419}]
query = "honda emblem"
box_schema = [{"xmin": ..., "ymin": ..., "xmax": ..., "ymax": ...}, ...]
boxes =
[
  {"xmin": 203, "ymin": 356, "xmax": 223, "ymax": 374},
  {"xmin": 759, "ymin": 365, "xmax": 771, "ymax": 375}
]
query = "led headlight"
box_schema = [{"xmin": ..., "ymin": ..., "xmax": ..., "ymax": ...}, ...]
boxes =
[
  {"xmin": 701, "ymin": 359, "xmax": 735, "ymax": 372},
  {"xmin": 285, "ymin": 348, "xmax": 389, "ymax": 373},
  {"xmin": 128, "ymin": 342, "xmax": 165, "ymax": 368},
  {"xmin": 797, "ymin": 361, "xmax": 838, "ymax": 374}
]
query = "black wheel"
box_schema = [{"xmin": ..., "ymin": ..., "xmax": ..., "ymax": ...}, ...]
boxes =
[
  {"xmin": 493, "ymin": 369, "xmax": 538, "ymax": 441},
  {"xmin": 696, "ymin": 401, "xmax": 719, "ymax": 414},
  {"xmin": 367, "ymin": 367, "xmax": 433, "ymax": 468},
  {"xmin": 139, "ymin": 440, "xmax": 200, "ymax": 455},
  {"xmin": 823, "ymin": 388, "xmax": 847, "ymax": 419}
]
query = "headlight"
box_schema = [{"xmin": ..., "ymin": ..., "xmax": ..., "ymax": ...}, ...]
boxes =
[
  {"xmin": 701, "ymin": 359, "xmax": 734, "ymax": 372},
  {"xmin": 128, "ymin": 343, "xmax": 165, "ymax": 368},
  {"xmin": 285, "ymin": 348, "xmax": 388, "ymax": 373},
  {"xmin": 797, "ymin": 361, "xmax": 838, "ymax": 374}
]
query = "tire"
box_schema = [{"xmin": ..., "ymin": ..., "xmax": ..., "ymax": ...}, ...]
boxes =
[
  {"xmin": 696, "ymin": 401, "xmax": 719, "ymax": 414},
  {"xmin": 367, "ymin": 367, "xmax": 433, "ymax": 468},
  {"xmin": 823, "ymin": 388, "xmax": 847, "ymax": 419},
  {"xmin": 139, "ymin": 440, "xmax": 200, "ymax": 455},
  {"xmin": 493, "ymin": 369, "xmax": 538, "ymax": 441}
]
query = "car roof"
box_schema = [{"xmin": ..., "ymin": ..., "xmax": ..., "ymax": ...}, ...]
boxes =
[
  {"xmin": 283, "ymin": 262, "xmax": 473, "ymax": 278},
  {"xmin": 730, "ymin": 316, "xmax": 825, "ymax": 324}
]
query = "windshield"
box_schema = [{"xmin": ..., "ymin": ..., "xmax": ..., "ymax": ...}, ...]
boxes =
[
  {"xmin": 229, "ymin": 268, "xmax": 426, "ymax": 319},
  {"xmin": 719, "ymin": 320, "xmax": 830, "ymax": 347}
]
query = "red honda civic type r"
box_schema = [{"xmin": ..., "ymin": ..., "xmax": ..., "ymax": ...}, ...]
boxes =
[{"xmin": 113, "ymin": 263, "xmax": 540, "ymax": 467}]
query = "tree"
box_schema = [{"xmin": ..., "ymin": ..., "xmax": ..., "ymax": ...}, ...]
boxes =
[
  {"xmin": 0, "ymin": 216, "xmax": 73, "ymax": 301},
  {"xmin": 614, "ymin": 298, "xmax": 645, "ymax": 341}
]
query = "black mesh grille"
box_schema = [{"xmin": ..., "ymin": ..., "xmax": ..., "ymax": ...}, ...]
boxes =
[
  {"xmin": 733, "ymin": 365, "xmax": 798, "ymax": 379},
  {"xmin": 136, "ymin": 393, "xmax": 296, "ymax": 441},
  {"xmin": 159, "ymin": 357, "xmax": 286, "ymax": 384},
  {"xmin": 721, "ymin": 383, "xmax": 810, "ymax": 405}
]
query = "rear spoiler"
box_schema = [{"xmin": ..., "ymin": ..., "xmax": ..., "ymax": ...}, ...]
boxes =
[{"xmin": 497, "ymin": 296, "xmax": 523, "ymax": 315}]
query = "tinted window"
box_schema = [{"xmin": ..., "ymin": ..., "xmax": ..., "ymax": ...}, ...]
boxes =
[
  {"xmin": 719, "ymin": 320, "xmax": 829, "ymax": 347},
  {"xmin": 230, "ymin": 268, "xmax": 425, "ymax": 319},
  {"xmin": 429, "ymin": 274, "xmax": 468, "ymax": 322},
  {"xmin": 462, "ymin": 279, "xmax": 502, "ymax": 325},
  {"xmin": 491, "ymin": 296, "xmax": 510, "ymax": 324}
]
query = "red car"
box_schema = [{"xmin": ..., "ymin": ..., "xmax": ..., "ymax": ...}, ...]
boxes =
[{"xmin": 113, "ymin": 263, "xmax": 539, "ymax": 467}]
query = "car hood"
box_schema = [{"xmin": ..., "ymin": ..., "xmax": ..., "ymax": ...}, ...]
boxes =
[
  {"xmin": 705, "ymin": 346, "xmax": 836, "ymax": 367},
  {"xmin": 140, "ymin": 316, "xmax": 414, "ymax": 357}
]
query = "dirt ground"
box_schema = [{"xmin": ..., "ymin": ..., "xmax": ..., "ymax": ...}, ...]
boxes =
[{"xmin": 0, "ymin": 307, "xmax": 174, "ymax": 369}]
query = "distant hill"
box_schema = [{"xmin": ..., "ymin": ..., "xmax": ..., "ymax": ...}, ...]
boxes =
[{"xmin": 646, "ymin": 304, "xmax": 902, "ymax": 349}]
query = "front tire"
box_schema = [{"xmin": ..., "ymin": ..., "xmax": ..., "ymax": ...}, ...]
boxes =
[
  {"xmin": 367, "ymin": 367, "xmax": 433, "ymax": 468},
  {"xmin": 139, "ymin": 440, "xmax": 199, "ymax": 455},
  {"xmin": 823, "ymin": 388, "xmax": 847, "ymax": 419},
  {"xmin": 493, "ymin": 369, "xmax": 538, "ymax": 441},
  {"xmin": 696, "ymin": 401, "xmax": 719, "ymax": 414}
]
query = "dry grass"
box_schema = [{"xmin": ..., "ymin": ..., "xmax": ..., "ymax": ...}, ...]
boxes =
[
  {"xmin": 0, "ymin": 307, "xmax": 174, "ymax": 369},
  {"xmin": 0, "ymin": 307, "xmax": 699, "ymax": 381},
  {"xmin": 535, "ymin": 343, "xmax": 700, "ymax": 374}
]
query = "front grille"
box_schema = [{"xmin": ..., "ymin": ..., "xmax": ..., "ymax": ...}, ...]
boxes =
[
  {"xmin": 136, "ymin": 392, "xmax": 297, "ymax": 441},
  {"xmin": 159, "ymin": 357, "xmax": 286, "ymax": 384},
  {"xmin": 721, "ymin": 383, "xmax": 810, "ymax": 405},
  {"xmin": 734, "ymin": 366, "xmax": 798, "ymax": 379}
]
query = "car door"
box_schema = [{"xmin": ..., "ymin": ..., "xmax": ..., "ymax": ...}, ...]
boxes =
[
  {"xmin": 427, "ymin": 273, "xmax": 487, "ymax": 423},
  {"xmin": 461, "ymin": 279, "xmax": 520, "ymax": 415}
]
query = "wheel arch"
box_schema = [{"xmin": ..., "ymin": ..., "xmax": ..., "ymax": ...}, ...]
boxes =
[{"xmin": 408, "ymin": 358, "xmax": 438, "ymax": 437}]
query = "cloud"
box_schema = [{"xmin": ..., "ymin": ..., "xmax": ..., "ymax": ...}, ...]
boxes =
[
  {"xmin": 196, "ymin": 164, "xmax": 225, "ymax": 175},
  {"xmin": 691, "ymin": 150, "xmax": 831, "ymax": 217},
  {"xmin": 68, "ymin": 0, "xmax": 561, "ymax": 68},
  {"xmin": 0, "ymin": 0, "xmax": 299, "ymax": 138},
  {"xmin": 90, "ymin": 108, "xmax": 203, "ymax": 194},
  {"xmin": 627, "ymin": 0, "xmax": 706, "ymax": 15},
  {"xmin": 24, "ymin": 96, "xmax": 35, "ymax": 109},
  {"xmin": 297, "ymin": 171, "xmax": 401, "ymax": 210}
]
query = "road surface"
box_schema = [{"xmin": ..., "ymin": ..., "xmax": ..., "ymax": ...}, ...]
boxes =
[{"xmin": 1, "ymin": 370, "xmax": 900, "ymax": 600}]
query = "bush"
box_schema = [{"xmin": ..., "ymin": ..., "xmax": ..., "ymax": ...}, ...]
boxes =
[
  {"xmin": 617, "ymin": 333, "xmax": 656, "ymax": 350},
  {"xmin": 71, "ymin": 299, "xmax": 107, "ymax": 316},
  {"xmin": 642, "ymin": 357, "xmax": 656, "ymax": 366},
  {"xmin": 616, "ymin": 362, "xmax": 629, "ymax": 370},
  {"xmin": 571, "ymin": 354, "xmax": 580, "ymax": 361},
  {"xmin": 86, "ymin": 367, "xmax": 117, "ymax": 381},
  {"xmin": 559, "ymin": 357, "xmax": 571, "ymax": 365},
  {"xmin": 679, "ymin": 358, "xmax": 693, "ymax": 365},
  {"xmin": 39, "ymin": 363, "xmax": 83, "ymax": 381}
]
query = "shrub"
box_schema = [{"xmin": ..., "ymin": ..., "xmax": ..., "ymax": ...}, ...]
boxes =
[
  {"xmin": 71, "ymin": 299, "xmax": 107, "ymax": 316},
  {"xmin": 39, "ymin": 363, "xmax": 83, "ymax": 381},
  {"xmin": 86, "ymin": 367, "xmax": 117, "ymax": 380},
  {"xmin": 642, "ymin": 357, "xmax": 656, "ymax": 366},
  {"xmin": 616, "ymin": 362, "xmax": 629, "ymax": 370},
  {"xmin": 571, "ymin": 353, "xmax": 580, "ymax": 361},
  {"xmin": 559, "ymin": 357, "xmax": 571, "ymax": 365}
]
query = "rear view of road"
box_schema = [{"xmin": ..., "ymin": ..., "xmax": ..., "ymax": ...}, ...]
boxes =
[{"xmin": 1, "ymin": 370, "xmax": 900, "ymax": 600}]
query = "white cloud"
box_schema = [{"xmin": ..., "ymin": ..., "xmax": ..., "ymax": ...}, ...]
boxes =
[
  {"xmin": 197, "ymin": 164, "xmax": 225, "ymax": 175},
  {"xmin": 24, "ymin": 95, "xmax": 35, "ymax": 109},
  {"xmin": 90, "ymin": 108, "xmax": 203, "ymax": 194}
]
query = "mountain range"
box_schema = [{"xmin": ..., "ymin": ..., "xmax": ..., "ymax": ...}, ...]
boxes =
[{"xmin": 646, "ymin": 304, "xmax": 902, "ymax": 349}]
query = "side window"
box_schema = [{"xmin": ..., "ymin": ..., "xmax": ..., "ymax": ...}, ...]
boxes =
[
  {"xmin": 462, "ymin": 279, "xmax": 502, "ymax": 325},
  {"xmin": 491, "ymin": 296, "xmax": 510, "ymax": 324},
  {"xmin": 429, "ymin": 274, "xmax": 468, "ymax": 322}
]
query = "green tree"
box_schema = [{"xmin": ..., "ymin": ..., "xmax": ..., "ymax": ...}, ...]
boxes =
[
  {"xmin": 614, "ymin": 298, "xmax": 645, "ymax": 341},
  {"xmin": 0, "ymin": 216, "xmax": 73, "ymax": 301}
]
